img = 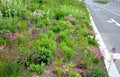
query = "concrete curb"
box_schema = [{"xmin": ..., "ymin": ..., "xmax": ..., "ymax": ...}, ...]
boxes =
[{"xmin": 86, "ymin": 4, "xmax": 120, "ymax": 77}]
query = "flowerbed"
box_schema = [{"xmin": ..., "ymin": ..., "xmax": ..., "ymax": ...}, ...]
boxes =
[{"xmin": 0, "ymin": 0, "xmax": 108, "ymax": 77}]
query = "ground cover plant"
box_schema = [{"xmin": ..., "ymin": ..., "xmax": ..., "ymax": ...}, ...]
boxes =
[{"xmin": 0, "ymin": 0, "xmax": 108, "ymax": 77}]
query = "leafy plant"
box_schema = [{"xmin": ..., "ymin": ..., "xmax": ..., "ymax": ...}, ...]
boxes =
[
  {"xmin": 27, "ymin": 47, "xmax": 52, "ymax": 65},
  {"xmin": 28, "ymin": 3, "xmax": 39, "ymax": 12},
  {"xmin": 60, "ymin": 42, "xmax": 75, "ymax": 60},
  {"xmin": 55, "ymin": 10, "xmax": 66, "ymax": 20},
  {"xmin": 90, "ymin": 67, "xmax": 104, "ymax": 77},
  {"xmin": 69, "ymin": 71, "xmax": 82, "ymax": 77},
  {"xmin": 28, "ymin": 63, "xmax": 45, "ymax": 74},
  {"xmin": 38, "ymin": 33, "xmax": 56, "ymax": 51},
  {"xmin": 93, "ymin": 58, "xmax": 99, "ymax": 64},
  {"xmin": 55, "ymin": 67, "xmax": 63, "ymax": 77}
]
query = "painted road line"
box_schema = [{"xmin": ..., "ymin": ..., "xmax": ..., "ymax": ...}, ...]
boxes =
[
  {"xmin": 96, "ymin": 8, "xmax": 101, "ymax": 11},
  {"xmin": 107, "ymin": 18, "xmax": 120, "ymax": 27},
  {"xmin": 113, "ymin": 53, "xmax": 120, "ymax": 59}
]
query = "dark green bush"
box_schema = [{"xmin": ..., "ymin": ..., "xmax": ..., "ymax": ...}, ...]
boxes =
[
  {"xmin": 90, "ymin": 67, "xmax": 104, "ymax": 77},
  {"xmin": 27, "ymin": 47, "xmax": 52, "ymax": 65},
  {"xmin": 55, "ymin": 11, "xmax": 66, "ymax": 20}
]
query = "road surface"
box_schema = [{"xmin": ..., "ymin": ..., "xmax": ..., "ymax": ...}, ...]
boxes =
[{"xmin": 85, "ymin": 0, "xmax": 120, "ymax": 74}]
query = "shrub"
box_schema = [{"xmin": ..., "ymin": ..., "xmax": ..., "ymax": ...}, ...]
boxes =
[
  {"xmin": 38, "ymin": 33, "xmax": 56, "ymax": 51},
  {"xmin": 90, "ymin": 67, "xmax": 104, "ymax": 77},
  {"xmin": 28, "ymin": 63, "xmax": 45, "ymax": 74},
  {"xmin": 27, "ymin": 47, "xmax": 52, "ymax": 65},
  {"xmin": 93, "ymin": 58, "xmax": 99, "ymax": 64},
  {"xmin": 69, "ymin": 71, "xmax": 82, "ymax": 77},
  {"xmin": 55, "ymin": 10, "xmax": 66, "ymax": 20},
  {"xmin": 60, "ymin": 42, "xmax": 75, "ymax": 60}
]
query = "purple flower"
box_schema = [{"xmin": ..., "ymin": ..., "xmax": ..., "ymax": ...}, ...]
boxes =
[
  {"xmin": 113, "ymin": 59, "xmax": 117, "ymax": 62},
  {"xmin": 111, "ymin": 48, "xmax": 116, "ymax": 53},
  {"xmin": 54, "ymin": 50, "xmax": 59, "ymax": 55},
  {"xmin": 26, "ymin": 23, "xmax": 32, "ymax": 31},
  {"xmin": 59, "ymin": 53, "xmax": 63, "ymax": 58},
  {"xmin": 38, "ymin": 29, "xmax": 42, "ymax": 34},
  {"xmin": 35, "ymin": 29, "xmax": 42, "ymax": 36},
  {"xmin": 55, "ymin": 35, "xmax": 62, "ymax": 43},
  {"xmin": 32, "ymin": 30, "xmax": 35, "ymax": 35}
]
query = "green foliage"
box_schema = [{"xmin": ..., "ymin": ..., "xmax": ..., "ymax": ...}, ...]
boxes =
[
  {"xmin": 88, "ymin": 38, "xmax": 98, "ymax": 46},
  {"xmin": 0, "ymin": 18, "xmax": 18, "ymax": 32},
  {"xmin": 28, "ymin": 3, "xmax": 39, "ymax": 12},
  {"xmin": 83, "ymin": 50, "xmax": 94, "ymax": 66},
  {"xmin": 0, "ymin": 0, "xmax": 25, "ymax": 17},
  {"xmin": 0, "ymin": 61, "xmax": 22, "ymax": 77},
  {"xmin": 90, "ymin": 67, "xmax": 104, "ymax": 77},
  {"xmin": 38, "ymin": 33, "xmax": 56, "ymax": 51},
  {"xmin": 0, "ymin": 30, "xmax": 10, "ymax": 44},
  {"xmin": 55, "ymin": 10, "xmax": 66, "ymax": 20},
  {"xmin": 0, "ymin": 18, "xmax": 17, "ymax": 32},
  {"xmin": 17, "ymin": 20, "xmax": 28, "ymax": 32},
  {"xmin": 55, "ymin": 67, "xmax": 63, "ymax": 77},
  {"xmin": 93, "ymin": 58, "xmax": 99, "ymax": 64},
  {"xmin": 76, "ymin": 27, "xmax": 87, "ymax": 36},
  {"xmin": 27, "ymin": 47, "xmax": 52, "ymax": 65},
  {"xmin": 69, "ymin": 71, "xmax": 82, "ymax": 77},
  {"xmin": 28, "ymin": 63, "xmax": 45, "ymax": 74},
  {"xmin": 60, "ymin": 42, "xmax": 75, "ymax": 60},
  {"xmin": 48, "ymin": 30, "xmax": 55, "ymax": 39},
  {"xmin": 50, "ymin": 20, "xmax": 73, "ymax": 33}
]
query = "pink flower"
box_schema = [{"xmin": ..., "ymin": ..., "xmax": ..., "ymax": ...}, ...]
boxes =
[
  {"xmin": 65, "ymin": 16, "xmax": 76, "ymax": 22},
  {"xmin": 9, "ymin": 33, "xmax": 18, "ymax": 39},
  {"xmin": 77, "ymin": 68, "xmax": 83, "ymax": 74},
  {"xmin": 87, "ymin": 46, "xmax": 93, "ymax": 51},
  {"xmin": 21, "ymin": 57, "xmax": 25, "ymax": 62},
  {"xmin": 87, "ymin": 30, "xmax": 96, "ymax": 35},
  {"xmin": 100, "ymin": 50, "xmax": 105, "ymax": 55},
  {"xmin": 96, "ymin": 51, "xmax": 102, "ymax": 58},
  {"xmin": 69, "ymin": 18, "xmax": 76, "ymax": 22},
  {"xmin": 87, "ymin": 70, "xmax": 92, "ymax": 74}
]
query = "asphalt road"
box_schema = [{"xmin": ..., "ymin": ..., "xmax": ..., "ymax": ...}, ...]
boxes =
[{"xmin": 85, "ymin": 0, "xmax": 120, "ymax": 73}]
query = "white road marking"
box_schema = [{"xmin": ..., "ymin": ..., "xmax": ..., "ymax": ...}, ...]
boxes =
[
  {"xmin": 113, "ymin": 53, "xmax": 120, "ymax": 59},
  {"xmin": 107, "ymin": 18, "xmax": 120, "ymax": 27},
  {"xmin": 96, "ymin": 8, "xmax": 101, "ymax": 11}
]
